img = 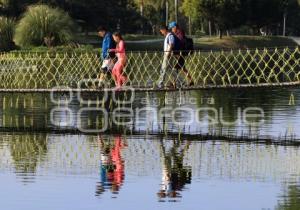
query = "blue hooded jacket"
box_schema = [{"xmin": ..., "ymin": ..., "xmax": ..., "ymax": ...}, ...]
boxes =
[{"xmin": 101, "ymin": 32, "xmax": 115, "ymax": 59}]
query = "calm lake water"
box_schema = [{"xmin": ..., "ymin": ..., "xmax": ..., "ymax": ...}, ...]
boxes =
[{"xmin": 0, "ymin": 87, "xmax": 300, "ymax": 210}]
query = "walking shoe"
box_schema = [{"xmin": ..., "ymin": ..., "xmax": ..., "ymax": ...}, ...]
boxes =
[
  {"xmin": 156, "ymin": 82, "xmax": 164, "ymax": 89},
  {"xmin": 189, "ymin": 81, "xmax": 195, "ymax": 86}
]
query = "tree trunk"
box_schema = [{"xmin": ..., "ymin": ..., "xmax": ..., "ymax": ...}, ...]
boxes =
[
  {"xmin": 201, "ymin": 21, "xmax": 204, "ymax": 33},
  {"xmin": 208, "ymin": 21, "xmax": 212, "ymax": 36},
  {"xmin": 140, "ymin": 1, "xmax": 144, "ymax": 34},
  {"xmin": 219, "ymin": 30, "xmax": 223, "ymax": 39},
  {"xmin": 165, "ymin": 1, "xmax": 169, "ymax": 26},
  {"xmin": 188, "ymin": 16, "xmax": 192, "ymax": 35},
  {"xmin": 283, "ymin": 13, "xmax": 287, "ymax": 36},
  {"xmin": 175, "ymin": 0, "xmax": 178, "ymax": 23}
]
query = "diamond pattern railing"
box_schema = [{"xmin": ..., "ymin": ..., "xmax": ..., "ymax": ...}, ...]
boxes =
[{"xmin": 0, "ymin": 47, "xmax": 299, "ymax": 90}]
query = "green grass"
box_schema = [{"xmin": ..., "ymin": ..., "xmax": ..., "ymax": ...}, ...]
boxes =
[
  {"xmin": 117, "ymin": 35, "xmax": 299, "ymax": 51},
  {"xmin": 10, "ymin": 45, "xmax": 99, "ymax": 53},
  {"xmin": 126, "ymin": 41, "xmax": 163, "ymax": 51},
  {"xmin": 75, "ymin": 33, "xmax": 161, "ymax": 44},
  {"xmin": 193, "ymin": 36, "xmax": 298, "ymax": 51},
  {"xmin": 11, "ymin": 35, "xmax": 299, "ymax": 52},
  {"xmin": 123, "ymin": 34, "xmax": 161, "ymax": 41}
]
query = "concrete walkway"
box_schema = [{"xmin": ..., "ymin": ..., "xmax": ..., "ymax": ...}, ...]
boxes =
[
  {"xmin": 126, "ymin": 39, "xmax": 163, "ymax": 44},
  {"xmin": 82, "ymin": 39, "xmax": 163, "ymax": 46},
  {"xmin": 290, "ymin": 37, "xmax": 300, "ymax": 45}
]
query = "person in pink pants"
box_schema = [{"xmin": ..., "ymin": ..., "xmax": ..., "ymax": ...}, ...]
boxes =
[{"xmin": 109, "ymin": 32, "xmax": 128, "ymax": 89}]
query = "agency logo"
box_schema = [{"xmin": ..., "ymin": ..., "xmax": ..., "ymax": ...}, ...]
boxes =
[{"xmin": 49, "ymin": 80, "xmax": 265, "ymax": 133}]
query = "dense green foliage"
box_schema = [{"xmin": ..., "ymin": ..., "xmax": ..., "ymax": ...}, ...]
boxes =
[
  {"xmin": 14, "ymin": 4, "xmax": 75, "ymax": 47},
  {"xmin": 0, "ymin": 16, "xmax": 15, "ymax": 51},
  {"xmin": 0, "ymin": 0, "xmax": 36, "ymax": 16},
  {"xmin": 1, "ymin": 0, "xmax": 300, "ymax": 37},
  {"xmin": 0, "ymin": 0, "xmax": 300, "ymax": 50},
  {"xmin": 13, "ymin": 45, "xmax": 100, "ymax": 54},
  {"xmin": 181, "ymin": 0, "xmax": 300, "ymax": 37},
  {"xmin": 1, "ymin": 0, "xmax": 143, "ymax": 33}
]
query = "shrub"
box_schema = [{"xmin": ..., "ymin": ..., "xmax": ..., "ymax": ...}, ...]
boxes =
[
  {"xmin": 14, "ymin": 4, "xmax": 75, "ymax": 48},
  {"xmin": 13, "ymin": 44, "xmax": 99, "ymax": 54},
  {"xmin": 0, "ymin": 16, "xmax": 15, "ymax": 51}
]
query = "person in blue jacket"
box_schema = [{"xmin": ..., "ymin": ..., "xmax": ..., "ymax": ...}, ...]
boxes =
[{"xmin": 97, "ymin": 26, "xmax": 116, "ymax": 84}]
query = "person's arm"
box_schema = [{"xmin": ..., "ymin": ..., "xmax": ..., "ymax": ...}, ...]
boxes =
[
  {"xmin": 102, "ymin": 36, "xmax": 110, "ymax": 59},
  {"xmin": 166, "ymin": 35, "xmax": 174, "ymax": 57},
  {"xmin": 110, "ymin": 41, "xmax": 125, "ymax": 53}
]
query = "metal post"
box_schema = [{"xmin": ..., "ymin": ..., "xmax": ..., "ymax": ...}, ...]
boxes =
[
  {"xmin": 208, "ymin": 21, "xmax": 212, "ymax": 36},
  {"xmin": 175, "ymin": 0, "xmax": 178, "ymax": 23},
  {"xmin": 140, "ymin": 0, "xmax": 144, "ymax": 16},
  {"xmin": 283, "ymin": 0, "xmax": 288, "ymax": 37},
  {"xmin": 283, "ymin": 13, "xmax": 287, "ymax": 36},
  {"xmin": 189, "ymin": 15, "xmax": 192, "ymax": 35},
  {"xmin": 166, "ymin": 0, "xmax": 169, "ymax": 26},
  {"xmin": 140, "ymin": 0, "xmax": 144, "ymax": 34}
]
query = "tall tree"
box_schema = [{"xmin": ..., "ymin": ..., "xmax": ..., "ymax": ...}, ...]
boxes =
[
  {"xmin": 0, "ymin": 0, "xmax": 36, "ymax": 16},
  {"xmin": 199, "ymin": 0, "xmax": 243, "ymax": 38},
  {"xmin": 241, "ymin": 0, "xmax": 282, "ymax": 34},
  {"xmin": 133, "ymin": 0, "xmax": 171, "ymax": 33},
  {"xmin": 284, "ymin": 0, "xmax": 300, "ymax": 35},
  {"xmin": 181, "ymin": 0, "xmax": 199, "ymax": 21}
]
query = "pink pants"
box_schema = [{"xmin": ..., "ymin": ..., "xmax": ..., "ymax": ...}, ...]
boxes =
[{"xmin": 112, "ymin": 59, "xmax": 127, "ymax": 88}]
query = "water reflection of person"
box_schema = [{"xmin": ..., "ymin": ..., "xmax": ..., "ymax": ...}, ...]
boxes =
[
  {"xmin": 157, "ymin": 138, "xmax": 192, "ymax": 201},
  {"xmin": 96, "ymin": 135, "xmax": 126, "ymax": 197}
]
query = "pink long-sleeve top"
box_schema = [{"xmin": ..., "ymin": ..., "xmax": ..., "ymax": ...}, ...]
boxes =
[{"xmin": 110, "ymin": 40, "xmax": 126, "ymax": 61}]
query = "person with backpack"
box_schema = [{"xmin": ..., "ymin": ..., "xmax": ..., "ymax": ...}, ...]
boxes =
[
  {"xmin": 97, "ymin": 26, "xmax": 116, "ymax": 85},
  {"xmin": 157, "ymin": 25, "xmax": 184, "ymax": 88},
  {"xmin": 168, "ymin": 22, "xmax": 194, "ymax": 86}
]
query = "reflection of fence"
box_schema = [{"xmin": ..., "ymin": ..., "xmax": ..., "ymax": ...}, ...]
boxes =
[
  {"xmin": 1, "ymin": 134, "xmax": 300, "ymax": 181},
  {"xmin": 0, "ymin": 47, "xmax": 300, "ymax": 91}
]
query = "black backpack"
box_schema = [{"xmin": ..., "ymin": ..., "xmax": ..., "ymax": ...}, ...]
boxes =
[
  {"xmin": 167, "ymin": 33, "xmax": 181, "ymax": 54},
  {"xmin": 182, "ymin": 36, "xmax": 194, "ymax": 56}
]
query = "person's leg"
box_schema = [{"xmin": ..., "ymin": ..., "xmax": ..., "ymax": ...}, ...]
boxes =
[
  {"xmin": 158, "ymin": 55, "xmax": 169, "ymax": 88},
  {"xmin": 173, "ymin": 56, "xmax": 186, "ymax": 88},
  {"xmin": 182, "ymin": 68, "xmax": 194, "ymax": 85},
  {"xmin": 99, "ymin": 59, "xmax": 110, "ymax": 83},
  {"xmin": 112, "ymin": 73, "xmax": 118, "ymax": 87},
  {"xmin": 98, "ymin": 73, "xmax": 107, "ymax": 83},
  {"xmin": 112, "ymin": 62, "xmax": 121, "ymax": 87},
  {"xmin": 114, "ymin": 62, "xmax": 126, "ymax": 88},
  {"xmin": 118, "ymin": 62, "xmax": 128, "ymax": 86},
  {"xmin": 118, "ymin": 69, "xmax": 127, "ymax": 87},
  {"xmin": 116, "ymin": 68, "xmax": 122, "ymax": 88},
  {"xmin": 179, "ymin": 56, "xmax": 194, "ymax": 85},
  {"xmin": 120, "ymin": 73, "xmax": 128, "ymax": 86}
]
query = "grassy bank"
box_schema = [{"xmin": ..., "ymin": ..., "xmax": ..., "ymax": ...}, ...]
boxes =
[
  {"xmin": 194, "ymin": 36, "xmax": 298, "ymax": 50},
  {"xmin": 75, "ymin": 33, "xmax": 296, "ymax": 50},
  {"xmin": 6, "ymin": 35, "xmax": 298, "ymax": 53},
  {"xmin": 75, "ymin": 33, "xmax": 161, "ymax": 45},
  {"xmin": 126, "ymin": 36, "xmax": 298, "ymax": 51}
]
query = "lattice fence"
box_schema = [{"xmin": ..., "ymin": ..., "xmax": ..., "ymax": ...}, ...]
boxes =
[{"xmin": 0, "ymin": 47, "xmax": 299, "ymax": 90}]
